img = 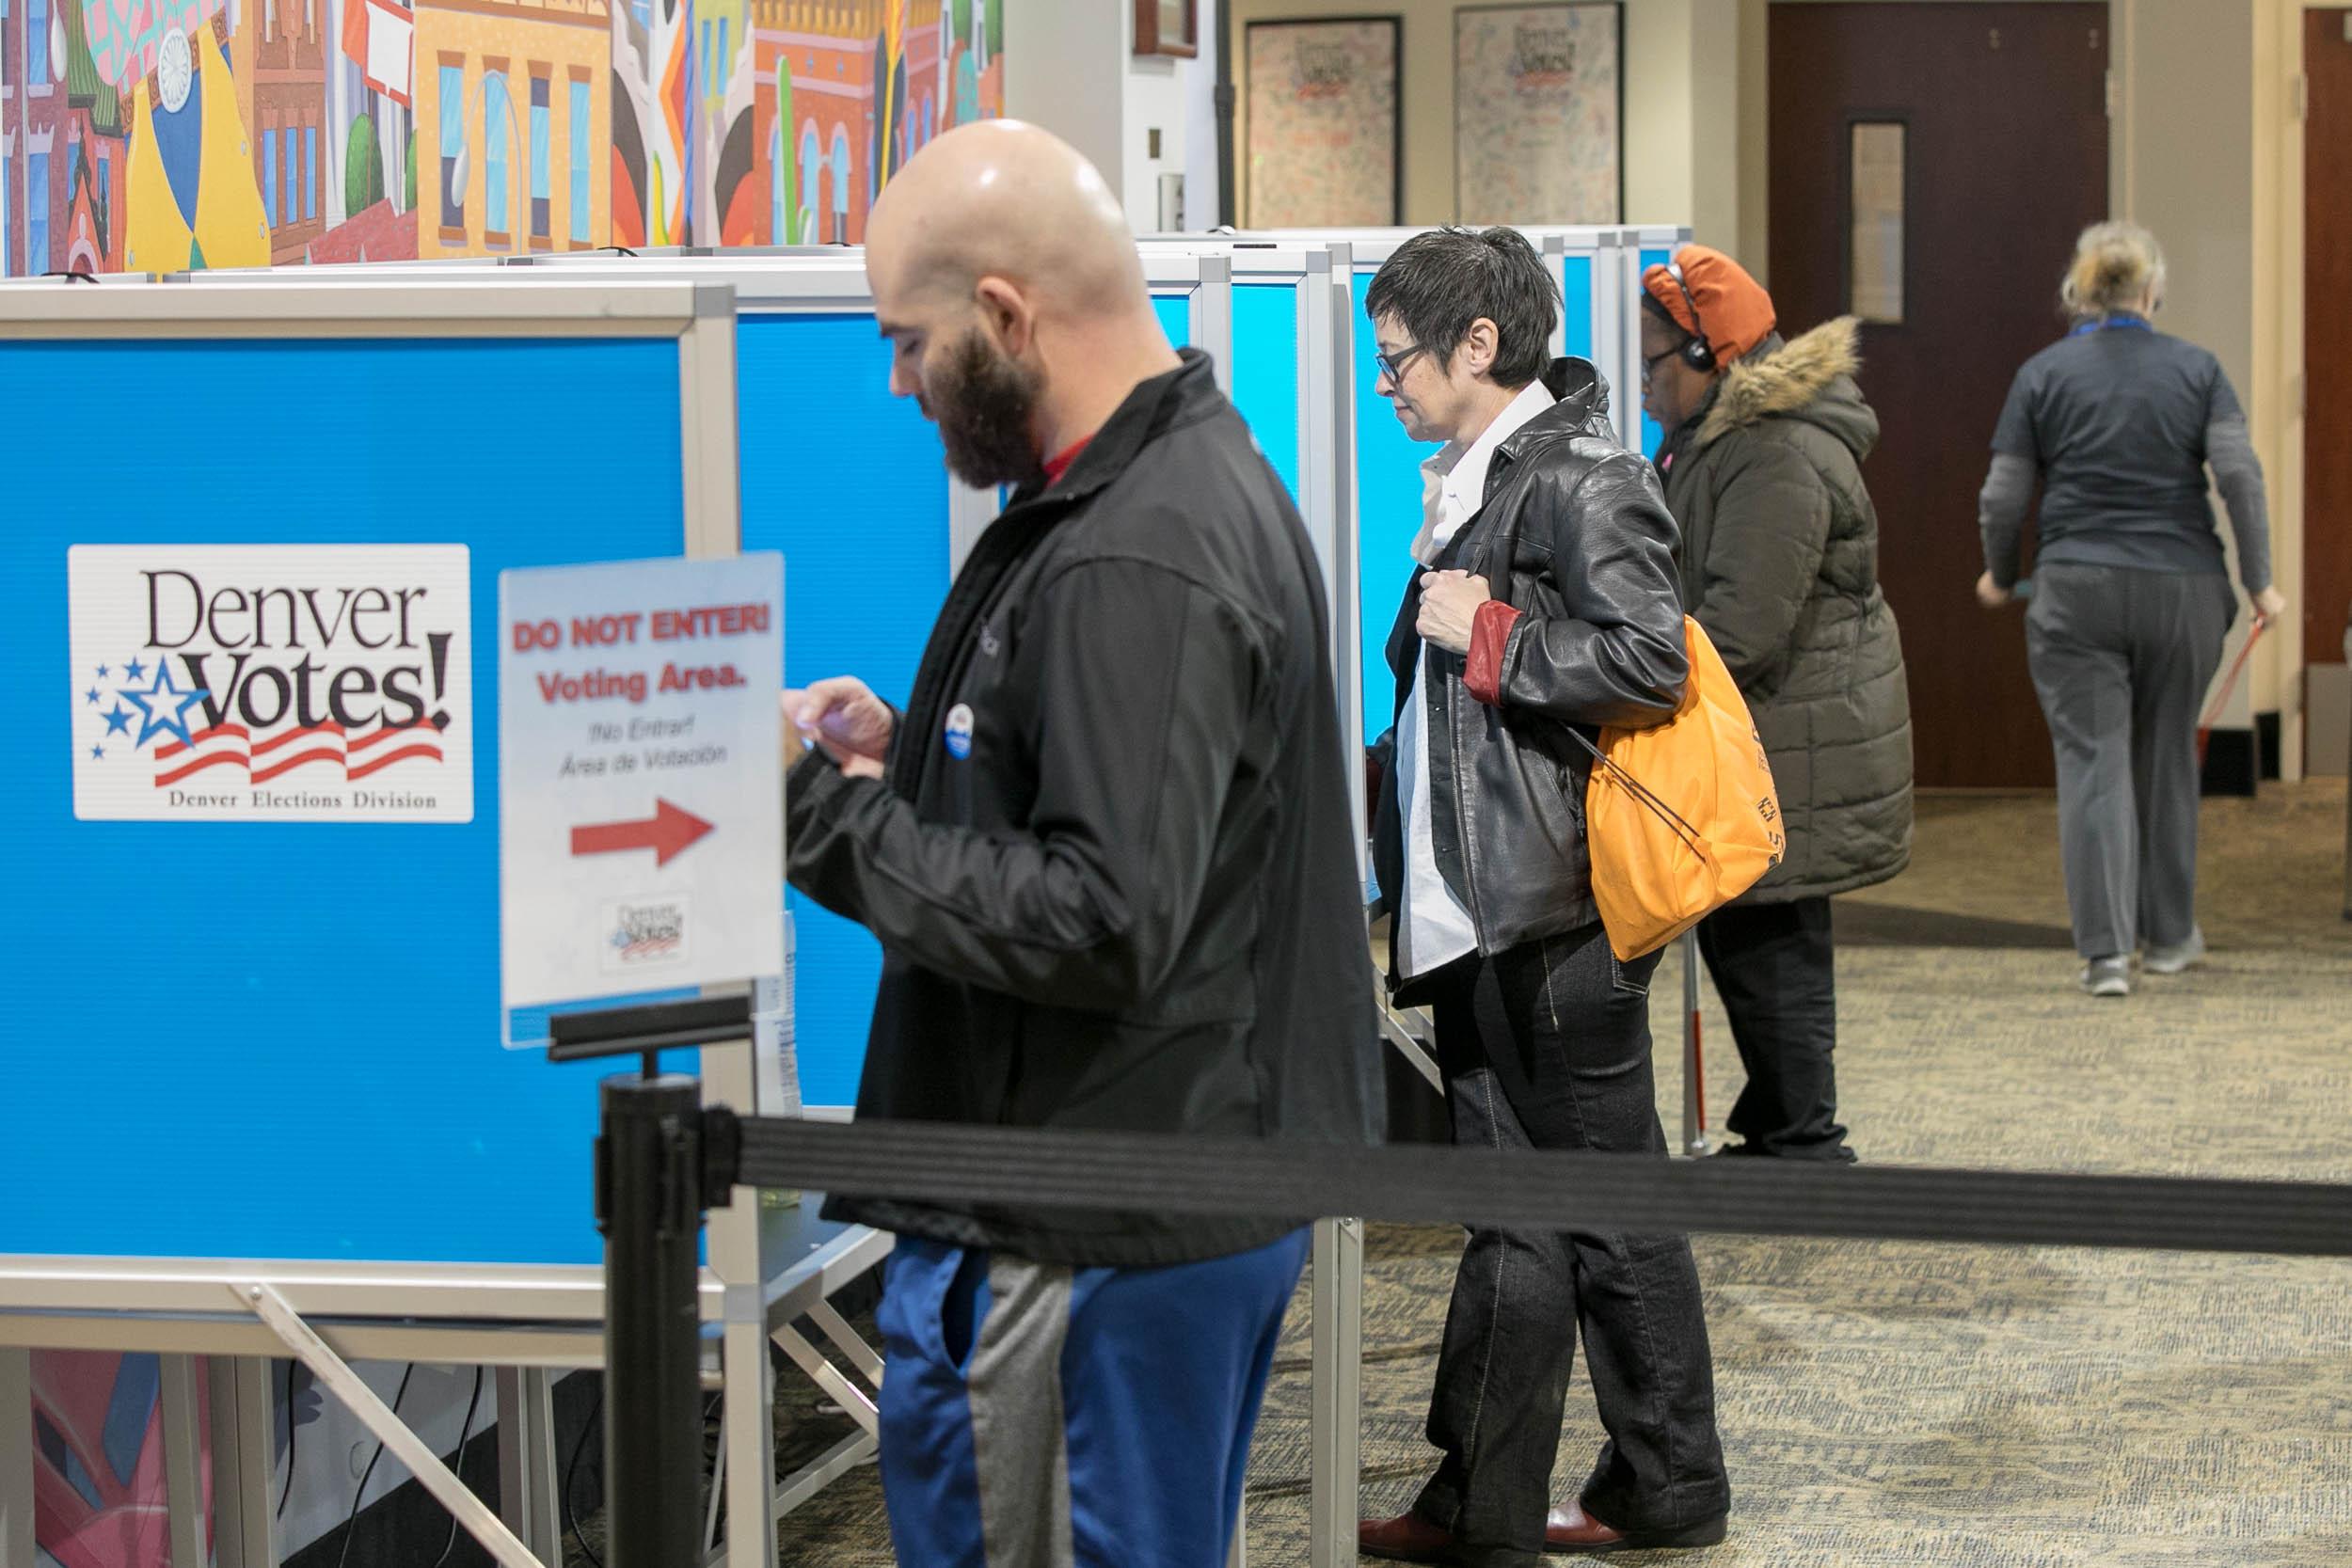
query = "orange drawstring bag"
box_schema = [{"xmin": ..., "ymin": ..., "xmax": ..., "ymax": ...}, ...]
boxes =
[{"xmin": 1568, "ymin": 618, "xmax": 1784, "ymax": 960}]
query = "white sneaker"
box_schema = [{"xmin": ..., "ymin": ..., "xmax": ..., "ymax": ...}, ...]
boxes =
[
  {"xmin": 2080, "ymin": 957, "xmax": 2132, "ymax": 998},
  {"xmin": 2143, "ymin": 929, "xmax": 2206, "ymax": 974}
]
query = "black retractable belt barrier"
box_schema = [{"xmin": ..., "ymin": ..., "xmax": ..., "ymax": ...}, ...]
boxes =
[
  {"xmin": 600, "ymin": 1095, "xmax": 2352, "ymax": 1568},
  {"xmin": 729, "ymin": 1117, "xmax": 2352, "ymax": 1258}
]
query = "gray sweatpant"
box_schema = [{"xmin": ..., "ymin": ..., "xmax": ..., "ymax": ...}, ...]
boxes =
[{"xmin": 2026, "ymin": 562, "xmax": 2233, "ymax": 959}]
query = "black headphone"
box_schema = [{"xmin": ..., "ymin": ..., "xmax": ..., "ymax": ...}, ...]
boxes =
[{"xmin": 1661, "ymin": 257, "xmax": 1718, "ymax": 373}]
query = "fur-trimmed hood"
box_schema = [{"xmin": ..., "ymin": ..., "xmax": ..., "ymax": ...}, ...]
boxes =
[{"xmin": 1694, "ymin": 316, "xmax": 1878, "ymax": 459}]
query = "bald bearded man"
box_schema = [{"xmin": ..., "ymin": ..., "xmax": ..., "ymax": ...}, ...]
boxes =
[{"xmin": 781, "ymin": 122, "xmax": 1383, "ymax": 1568}]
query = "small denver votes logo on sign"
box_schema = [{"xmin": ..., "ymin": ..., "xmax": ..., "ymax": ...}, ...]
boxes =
[{"xmin": 602, "ymin": 896, "xmax": 691, "ymax": 972}]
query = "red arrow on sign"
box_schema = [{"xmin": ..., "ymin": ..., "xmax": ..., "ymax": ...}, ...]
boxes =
[{"xmin": 569, "ymin": 799, "xmax": 715, "ymax": 867}]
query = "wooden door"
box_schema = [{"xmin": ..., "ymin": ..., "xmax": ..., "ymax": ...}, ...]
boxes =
[
  {"xmin": 1770, "ymin": 3, "xmax": 2109, "ymax": 788},
  {"xmin": 2307, "ymin": 9, "xmax": 2352, "ymax": 689}
]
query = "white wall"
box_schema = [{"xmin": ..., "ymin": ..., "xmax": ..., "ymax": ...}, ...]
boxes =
[
  {"xmin": 2254, "ymin": 0, "xmax": 2311, "ymax": 761},
  {"xmin": 1619, "ymin": 0, "xmax": 1744, "ymax": 244},
  {"xmin": 1007, "ymin": 0, "xmax": 1214, "ymax": 233},
  {"xmin": 1003, "ymin": 2, "xmax": 1123, "ymax": 201},
  {"xmin": 1184, "ymin": 0, "xmax": 1224, "ymax": 225},
  {"xmin": 1623, "ymin": 0, "xmax": 1697, "ymax": 230},
  {"xmin": 1736, "ymin": 0, "xmax": 1769, "ymax": 271},
  {"xmin": 1124, "ymin": 51, "xmax": 1188, "ymax": 230},
  {"xmin": 2117, "ymin": 0, "xmax": 2256, "ymax": 419},
  {"xmin": 2112, "ymin": 0, "xmax": 2302, "ymax": 735},
  {"xmin": 1686, "ymin": 0, "xmax": 1743, "ymax": 245}
]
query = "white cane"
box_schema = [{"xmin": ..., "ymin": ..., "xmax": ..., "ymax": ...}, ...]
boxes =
[{"xmin": 1681, "ymin": 929, "xmax": 1708, "ymax": 1156}]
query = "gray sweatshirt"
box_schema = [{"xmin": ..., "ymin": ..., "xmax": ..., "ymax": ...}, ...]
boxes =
[{"xmin": 1978, "ymin": 319, "xmax": 2271, "ymax": 594}]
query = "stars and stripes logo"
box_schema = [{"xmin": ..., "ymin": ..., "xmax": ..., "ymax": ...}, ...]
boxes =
[{"xmin": 81, "ymin": 655, "xmax": 448, "ymax": 786}]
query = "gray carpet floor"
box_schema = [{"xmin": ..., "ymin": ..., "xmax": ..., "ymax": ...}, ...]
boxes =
[{"xmin": 607, "ymin": 782, "xmax": 2352, "ymax": 1566}]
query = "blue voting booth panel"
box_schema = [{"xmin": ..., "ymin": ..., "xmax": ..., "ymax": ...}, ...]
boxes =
[
  {"xmin": 1229, "ymin": 284, "xmax": 1302, "ymax": 497},
  {"xmin": 0, "ymin": 336, "xmax": 689, "ymax": 1265},
  {"xmin": 1640, "ymin": 247, "xmax": 1671, "ymax": 457},
  {"xmin": 1351, "ymin": 268, "xmax": 1431, "ymax": 741},
  {"xmin": 749, "ymin": 296, "xmax": 1200, "ymax": 1107},
  {"xmin": 1153, "ymin": 293, "xmax": 1190, "ymax": 353},
  {"xmin": 1563, "ymin": 254, "xmax": 1596, "ymax": 364},
  {"xmin": 737, "ymin": 311, "xmax": 949, "ymax": 1110}
]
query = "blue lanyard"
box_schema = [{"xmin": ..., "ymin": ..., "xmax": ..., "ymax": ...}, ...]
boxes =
[{"xmin": 2071, "ymin": 313, "xmax": 2153, "ymax": 338}]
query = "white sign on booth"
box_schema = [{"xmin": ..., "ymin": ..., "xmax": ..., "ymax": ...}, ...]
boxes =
[
  {"xmin": 498, "ymin": 554, "xmax": 783, "ymax": 1041},
  {"xmin": 67, "ymin": 544, "xmax": 474, "ymax": 823}
]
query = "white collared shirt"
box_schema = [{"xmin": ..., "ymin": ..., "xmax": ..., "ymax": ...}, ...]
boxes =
[{"xmin": 1394, "ymin": 379, "xmax": 1557, "ymax": 979}]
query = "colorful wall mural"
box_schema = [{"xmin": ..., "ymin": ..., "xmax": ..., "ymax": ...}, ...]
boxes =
[
  {"xmin": 0, "ymin": 0, "xmax": 1003, "ymax": 274},
  {"xmin": 28, "ymin": 1351, "xmax": 213, "ymax": 1568}
]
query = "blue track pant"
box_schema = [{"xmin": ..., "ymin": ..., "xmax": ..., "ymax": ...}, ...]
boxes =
[{"xmin": 873, "ymin": 1227, "xmax": 1310, "ymax": 1568}]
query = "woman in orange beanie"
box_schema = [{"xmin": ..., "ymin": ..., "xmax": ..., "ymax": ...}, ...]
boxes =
[{"xmin": 1640, "ymin": 245, "xmax": 1914, "ymax": 1164}]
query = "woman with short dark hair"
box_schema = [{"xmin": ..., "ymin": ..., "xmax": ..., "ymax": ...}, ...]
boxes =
[
  {"xmin": 1355, "ymin": 226, "xmax": 1728, "ymax": 1565},
  {"xmin": 1976, "ymin": 222, "xmax": 2287, "ymax": 997}
]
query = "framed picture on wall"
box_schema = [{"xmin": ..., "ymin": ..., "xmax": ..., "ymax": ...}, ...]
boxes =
[
  {"xmin": 1136, "ymin": 0, "xmax": 1200, "ymax": 58},
  {"xmin": 1454, "ymin": 3, "xmax": 1623, "ymax": 224},
  {"xmin": 1245, "ymin": 17, "xmax": 1403, "ymax": 227}
]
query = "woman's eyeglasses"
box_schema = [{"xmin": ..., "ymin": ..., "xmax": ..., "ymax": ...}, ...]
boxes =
[{"xmin": 1375, "ymin": 342, "xmax": 1431, "ymax": 383}]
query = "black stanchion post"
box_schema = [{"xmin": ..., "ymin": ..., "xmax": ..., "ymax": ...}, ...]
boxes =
[
  {"xmin": 554, "ymin": 995, "xmax": 750, "ymax": 1566},
  {"xmin": 596, "ymin": 1072, "xmax": 709, "ymax": 1568}
]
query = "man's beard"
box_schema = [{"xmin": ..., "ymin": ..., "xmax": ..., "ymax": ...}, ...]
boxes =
[{"xmin": 926, "ymin": 329, "xmax": 1046, "ymax": 489}]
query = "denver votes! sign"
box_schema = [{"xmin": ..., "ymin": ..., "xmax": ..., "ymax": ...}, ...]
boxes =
[
  {"xmin": 68, "ymin": 545, "xmax": 475, "ymax": 822},
  {"xmin": 498, "ymin": 554, "xmax": 784, "ymax": 1039}
]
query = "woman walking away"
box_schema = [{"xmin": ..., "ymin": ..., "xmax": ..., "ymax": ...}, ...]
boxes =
[{"xmin": 1975, "ymin": 222, "xmax": 2287, "ymax": 998}]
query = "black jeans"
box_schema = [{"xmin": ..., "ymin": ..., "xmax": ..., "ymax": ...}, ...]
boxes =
[
  {"xmin": 1696, "ymin": 896, "xmax": 1853, "ymax": 1162},
  {"xmin": 1410, "ymin": 924, "xmax": 1729, "ymax": 1566}
]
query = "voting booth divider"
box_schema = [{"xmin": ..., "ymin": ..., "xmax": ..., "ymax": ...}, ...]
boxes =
[
  {"xmin": 0, "ymin": 274, "xmax": 850, "ymax": 1568},
  {"xmin": 1136, "ymin": 238, "xmax": 1366, "ymax": 870},
  {"xmin": 0, "ymin": 229, "xmax": 1681, "ymax": 1568}
]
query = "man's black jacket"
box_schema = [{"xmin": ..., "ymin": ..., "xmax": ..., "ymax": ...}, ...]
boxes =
[{"xmin": 787, "ymin": 350, "xmax": 1384, "ymax": 1267}]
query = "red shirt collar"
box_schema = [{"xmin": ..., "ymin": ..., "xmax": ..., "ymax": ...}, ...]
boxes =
[{"xmin": 1042, "ymin": 436, "xmax": 1093, "ymax": 484}]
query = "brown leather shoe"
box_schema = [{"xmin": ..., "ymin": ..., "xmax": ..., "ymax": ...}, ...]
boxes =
[
  {"xmin": 1544, "ymin": 1498, "xmax": 1727, "ymax": 1553},
  {"xmin": 1359, "ymin": 1511, "xmax": 1456, "ymax": 1563}
]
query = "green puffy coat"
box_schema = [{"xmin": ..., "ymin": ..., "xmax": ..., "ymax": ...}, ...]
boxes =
[{"xmin": 1658, "ymin": 318, "xmax": 1913, "ymax": 902}]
